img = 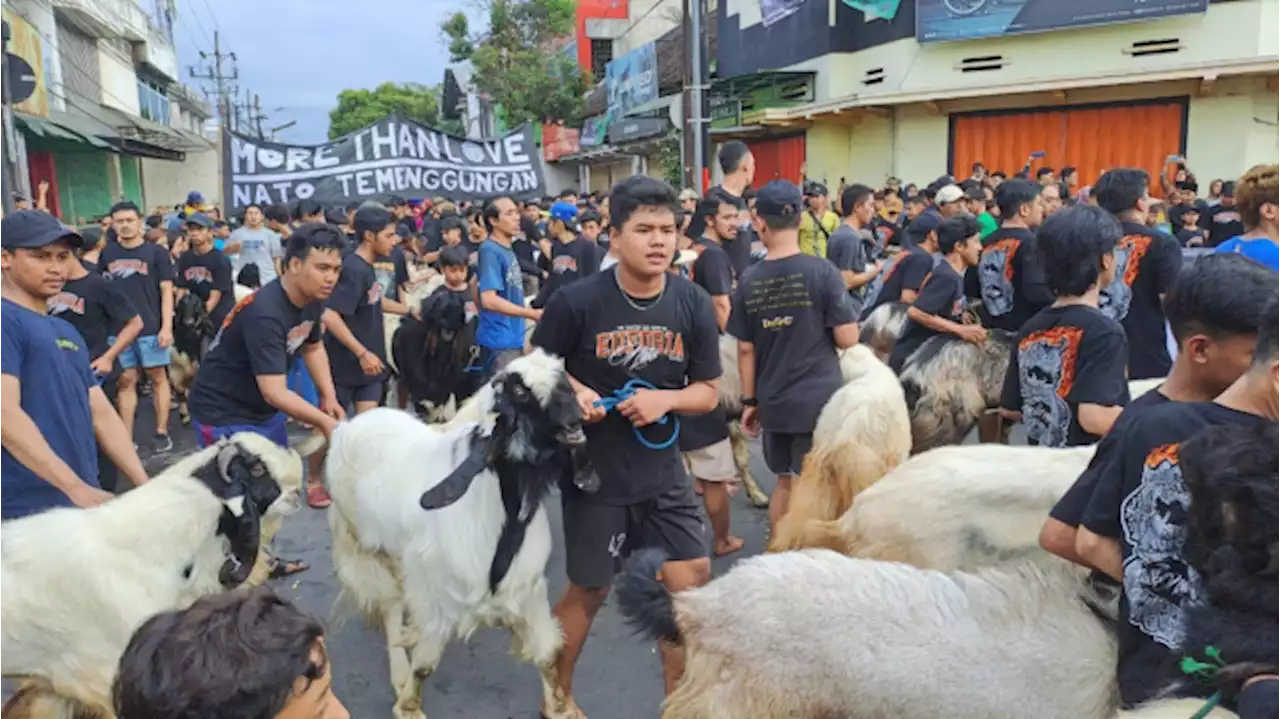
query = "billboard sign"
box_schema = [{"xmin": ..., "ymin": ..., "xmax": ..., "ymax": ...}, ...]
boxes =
[
  {"xmin": 916, "ymin": 0, "xmax": 1208, "ymax": 44},
  {"xmin": 605, "ymin": 42, "xmax": 658, "ymax": 117}
]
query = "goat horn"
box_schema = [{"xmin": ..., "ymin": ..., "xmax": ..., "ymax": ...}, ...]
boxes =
[{"xmin": 216, "ymin": 443, "xmax": 241, "ymax": 484}]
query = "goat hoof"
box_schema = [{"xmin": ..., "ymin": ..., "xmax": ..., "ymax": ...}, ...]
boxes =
[{"xmin": 745, "ymin": 485, "xmax": 770, "ymax": 508}]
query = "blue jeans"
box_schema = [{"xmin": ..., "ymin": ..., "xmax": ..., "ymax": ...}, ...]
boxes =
[{"xmin": 288, "ymin": 357, "xmax": 319, "ymax": 406}]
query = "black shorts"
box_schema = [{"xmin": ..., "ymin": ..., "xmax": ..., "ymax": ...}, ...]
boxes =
[
  {"xmin": 561, "ymin": 481, "xmax": 709, "ymax": 589},
  {"xmin": 335, "ymin": 381, "xmax": 383, "ymax": 410},
  {"xmin": 762, "ymin": 431, "xmax": 813, "ymax": 477}
]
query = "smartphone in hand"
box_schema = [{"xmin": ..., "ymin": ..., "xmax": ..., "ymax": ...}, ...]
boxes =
[{"xmin": 1030, "ymin": 151, "xmax": 1046, "ymax": 159}]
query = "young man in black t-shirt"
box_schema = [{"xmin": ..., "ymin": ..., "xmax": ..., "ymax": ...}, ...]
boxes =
[
  {"xmin": 531, "ymin": 202, "xmax": 603, "ymax": 309},
  {"xmin": 858, "ymin": 211, "xmax": 940, "ymax": 321},
  {"xmin": 728, "ymin": 180, "xmax": 859, "ymax": 530},
  {"xmin": 1075, "ymin": 298, "xmax": 1279, "ymax": 709},
  {"xmin": 1202, "ymin": 181, "xmax": 1245, "ymax": 247},
  {"xmin": 708, "ymin": 140, "xmax": 759, "ymax": 279},
  {"xmin": 1094, "ymin": 168, "xmax": 1183, "ymax": 380},
  {"xmin": 188, "ymin": 224, "xmax": 346, "ymax": 507},
  {"xmin": 970, "ymin": 178, "xmax": 1053, "ymax": 331},
  {"xmin": 100, "ymin": 200, "xmax": 176, "ymax": 453},
  {"xmin": 999, "ymin": 205, "xmax": 1130, "ymax": 448},
  {"xmin": 680, "ymin": 195, "xmax": 743, "ymax": 556},
  {"xmin": 532, "ymin": 176, "xmax": 720, "ymax": 713},
  {"xmin": 826, "ymin": 184, "xmax": 884, "ymax": 317},
  {"xmin": 175, "ymin": 213, "xmax": 235, "ymax": 330},
  {"xmin": 1039, "ymin": 253, "xmax": 1278, "ymax": 572},
  {"xmin": 889, "ymin": 216, "xmax": 987, "ymax": 372}
]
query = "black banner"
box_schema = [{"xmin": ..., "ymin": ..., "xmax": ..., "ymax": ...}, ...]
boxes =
[
  {"xmin": 916, "ymin": 0, "xmax": 1208, "ymax": 44},
  {"xmin": 223, "ymin": 116, "xmax": 545, "ymax": 211}
]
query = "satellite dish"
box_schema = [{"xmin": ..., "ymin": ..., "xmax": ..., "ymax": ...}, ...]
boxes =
[{"xmin": 6, "ymin": 53, "xmax": 36, "ymax": 104}]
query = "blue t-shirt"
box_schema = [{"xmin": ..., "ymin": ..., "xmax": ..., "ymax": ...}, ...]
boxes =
[
  {"xmin": 475, "ymin": 238, "xmax": 526, "ymax": 350},
  {"xmin": 1215, "ymin": 236, "xmax": 1280, "ymax": 272},
  {"xmin": 1, "ymin": 299, "xmax": 100, "ymax": 520}
]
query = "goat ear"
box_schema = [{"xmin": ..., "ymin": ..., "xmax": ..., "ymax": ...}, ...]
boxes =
[{"xmin": 420, "ymin": 432, "xmax": 495, "ymax": 510}]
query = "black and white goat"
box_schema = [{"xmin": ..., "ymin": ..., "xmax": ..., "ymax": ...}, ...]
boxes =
[
  {"xmin": 898, "ymin": 329, "xmax": 1017, "ymax": 453},
  {"xmin": 169, "ymin": 292, "xmax": 215, "ymax": 424},
  {"xmin": 325, "ymin": 349, "xmax": 594, "ymax": 719},
  {"xmin": 391, "ymin": 280, "xmax": 483, "ymax": 421},
  {"xmin": 859, "ymin": 301, "xmax": 909, "ymax": 362},
  {"xmin": 1, "ymin": 433, "xmax": 305, "ymax": 719}
]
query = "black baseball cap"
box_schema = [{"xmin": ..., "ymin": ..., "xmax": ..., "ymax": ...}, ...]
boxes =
[
  {"xmin": 755, "ymin": 180, "xmax": 804, "ymax": 217},
  {"xmin": 183, "ymin": 212, "xmax": 214, "ymax": 229},
  {"xmin": 906, "ymin": 211, "xmax": 942, "ymax": 239},
  {"xmin": 1, "ymin": 210, "xmax": 84, "ymax": 251}
]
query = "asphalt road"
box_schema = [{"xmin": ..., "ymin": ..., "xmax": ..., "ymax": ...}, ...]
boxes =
[{"xmin": 132, "ymin": 399, "xmax": 781, "ymax": 719}]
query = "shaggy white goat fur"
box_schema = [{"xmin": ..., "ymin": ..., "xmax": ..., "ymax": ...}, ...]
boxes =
[
  {"xmin": 0, "ymin": 433, "xmax": 303, "ymax": 718},
  {"xmin": 802, "ymin": 443, "xmax": 1096, "ymax": 566},
  {"xmin": 659, "ymin": 550, "xmax": 1119, "ymax": 719},
  {"xmin": 326, "ymin": 350, "xmax": 567, "ymax": 719},
  {"xmin": 770, "ymin": 345, "xmax": 912, "ymax": 550}
]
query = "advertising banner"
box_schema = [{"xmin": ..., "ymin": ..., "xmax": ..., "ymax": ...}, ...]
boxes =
[
  {"xmin": 543, "ymin": 123, "xmax": 581, "ymax": 162},
  {"xmin": 916, "ymin": 0, "xmax": 1208, "ymax": 44},
  {"xmin": 605, "ymin": 42, "xmax": 658, "ymax": 117},
  {"xmin": 223, "ymin": 116, "xmax": 544, "ymax": 211},
  {"xmin": 2, "ymin": 9, "xmax": 49, "ymax": 117},
  {"xmin": 760, "ymin": 0, "xmax": 808, "ymax": 27}
]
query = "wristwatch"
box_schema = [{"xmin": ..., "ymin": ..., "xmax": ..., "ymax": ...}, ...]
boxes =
[{"xmin": 742, "ymin": 397, "xmax": 758, "ymax": 407}]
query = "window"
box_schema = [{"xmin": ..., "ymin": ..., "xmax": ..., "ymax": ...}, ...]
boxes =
[
  {"xmin": 590, "ymin": 38, "xmax": 613, "ymax": 80},
  {"xmin": 137, "ymin": 77, "xmax": 171, "ymax": 125}
]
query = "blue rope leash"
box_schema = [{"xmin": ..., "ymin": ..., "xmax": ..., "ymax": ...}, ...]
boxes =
[{"xmin": 593, "ymin": 378, "xmax": 680, "ymax": 451}]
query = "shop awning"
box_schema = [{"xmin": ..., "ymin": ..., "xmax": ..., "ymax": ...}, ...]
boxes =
[{"xmin": 15, "ymin": 111, "xmax": 114, "ymax": 150}]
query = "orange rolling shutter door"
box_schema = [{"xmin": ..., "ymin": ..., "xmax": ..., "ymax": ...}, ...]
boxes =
[
  {"xmin": 951, "ymin": 101, "xmax": 1186, "ymax": 195},
  {"xmin": 747, "ymin": 134, "xmax": 806, "ymax": 188}
]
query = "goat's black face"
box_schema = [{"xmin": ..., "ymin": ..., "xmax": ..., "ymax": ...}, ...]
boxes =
[{"xmin": 194, "ymin": 441, "xmax": 283, "ymax": 587}]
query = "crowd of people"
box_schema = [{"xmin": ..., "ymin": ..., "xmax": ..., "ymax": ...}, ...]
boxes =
[{"xmin": 1, "ymin": 140, "xmax": 1277, "ymax": 717}]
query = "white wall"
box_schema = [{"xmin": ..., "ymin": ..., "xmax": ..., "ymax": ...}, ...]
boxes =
[
  {"xmin": 141, "ymin": 147, "xmax": 221, "ymax": 210},
  {"xmin": 98, "ymin": 42, "xmax": 140, "ymax": 116},
  {"xmin": 1187, "ymin": 77, "xmax": 1280, "ymax": 185},
  {"xmin": 891, "ymin": 104, "xmax": 949, "ymax": 184},
  {"xmin": 613, "ymin": 0, "xmax": 681, "ymax": 56}
]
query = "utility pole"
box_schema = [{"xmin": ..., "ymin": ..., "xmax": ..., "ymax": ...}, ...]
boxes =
[
  {"xmin": 2, "ymin": 20, "xmax": 18, "ymax": 216},
  {"xmin": 253, "ymin": 93, "xmax": 265, "ymax": 140},
  {"xmin": 188, "ymin": 30, "xmax": 237, "ymax": 131},
  {"xmin": 681, "ymin": 0, "xmax": 708, "ymax": 191}
]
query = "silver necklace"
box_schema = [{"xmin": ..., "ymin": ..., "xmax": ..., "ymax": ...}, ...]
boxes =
[{"xmin": 613, "ymin": 267, "xmax": 666, "ymax": 312}]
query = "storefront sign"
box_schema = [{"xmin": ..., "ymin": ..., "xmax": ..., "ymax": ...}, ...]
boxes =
[
  {"xmin": 605, "ymin": 42, "xmax": 658, "ymax": 117},
  {"xmin": 606, "ymin": 117, "xmax": 667, "ymax": 145},
  {"xmin": 580, "ymin": 114, "xmax": 609, "ymax": 148},
  {"xmin": 224, "ymin": 115, "xmax": 545, "ymax": 210},
  {"xmin": 917, "ymin": 0, "xmax": 1208, "ymax": 44},
  {"xmin": 543, "ymin": 123, "xmax": 581, "ymax": 162},
  {"xmin": 2, "ymin": 11, "xmax": 48, "ymax": 117}
]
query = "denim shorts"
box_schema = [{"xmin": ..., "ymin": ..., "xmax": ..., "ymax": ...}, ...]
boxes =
[{"xmin": 108, "ymin": 334, "xmax": 170, "ymax": 370}]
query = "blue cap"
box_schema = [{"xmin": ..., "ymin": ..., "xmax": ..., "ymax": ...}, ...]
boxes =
[
  {"xmin": 550, "ymin": 201, "xmax": 578, "ymax": 223},
  {"xmin": 906, "ymin": 210, "xmax": 942, "ymax": 238},
  {"xmin": 755, "ymin": 180, "xmax": 803, "ymax": 218},
  {"xmin": 183, "ymin": 212, "xmax": 214, "ymax": 229},
  {"xmin": 186, "ymin": 190, "xmax": 204, "ymax": 205},
  {"xmin": 1, "ymin": 210, "xmax": 83, "ymax": 250}
]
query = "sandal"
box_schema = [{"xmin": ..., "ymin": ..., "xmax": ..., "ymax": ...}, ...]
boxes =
[
  {"xmin": 307, "ymin": 484, "xmax": 332, "ymax": 509},
  {"xmin": 268, "ymin": 557, "xmax": 309, "ymax": 578}
]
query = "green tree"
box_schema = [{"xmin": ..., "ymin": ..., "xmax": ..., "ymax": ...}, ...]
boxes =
[
  {"xmin": 328, "ymin": 82, "xmax": 442, "ymax": 139},
  {"xmin": 441, "ymin": 0, "xmax": 589, "ymax": 128}
]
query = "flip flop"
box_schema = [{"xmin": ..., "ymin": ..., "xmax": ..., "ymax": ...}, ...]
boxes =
[{"xmin": 307, "ymin": 484, "xmax": 332, "ymax": 509}]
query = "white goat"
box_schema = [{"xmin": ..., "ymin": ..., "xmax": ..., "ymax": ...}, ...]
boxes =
[
  {"xmin": 618, "ymin": 549, "xmax": 1122, "ymax": 719},
  {"xmin": 325, "ymin": 349, "xmax": 591, "ymax": 719},
  {"xmin": 770, "ymin": 344, "xmax": 913, "ymax": 551},
  {"xmin": 1, "ymin": 433, "xmax": 305, "ymax": 719}
]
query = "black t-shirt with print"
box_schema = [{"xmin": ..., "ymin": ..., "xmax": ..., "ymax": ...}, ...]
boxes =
[
  {"xmin": 727, "ymin": 254, "xmax": 857, "ymax": 434},
  {"xmin": 999, "ymin": 304, "xmax": 1130, "ymax": 448},
  {"xmin": 532, "ymin": 237, "xmax": 603, "ymax": 309},
  {"xmin": 175, "ymin": 248, "xmax": 236, "ymax": 328},
  {"xmin": 679, "ymin": 237, "xmax": 735, "ymax": 452},
  {"xmin": 1203, "ymin": 204, "xmax": 1245, "ymax": 247},
  {"xmin": 1048, "ymin": 388, "xmax": 1170, "ymax": 527},
  {"xmin": 373, "ymin": 245, "xmax": 411, "ymax": 303},
  {"xmin": 99, "ymin": 240, "xmax": 174, "ymax": 335},
  {"xmin": 325, "ymin": 253, "xmax": 388, "ymax": 388},
  {"xmin": 47, "ymin": 273, "xmax": 138, "ymax": 366},
  {"xmin": 187, "ymin": 280, "xmax": 324, "ymax": 426},
  {"xmin": 707, "ymin": 186, "xmax": 754, "ymax": 279},
  {"xmin": 1079, "ymin": 402, "xmax": 1275, "ymax": 708},
  {"xmin": 1099, "ymin": 221, "xmax": 1182, "ymax": 380},
  {"xmin": 889, "ymin": 261, "xmax": 965, "ymax": 370},
  {"xmin": 858, "ymin": 244, "xmax": 934, "ymax": 320},
  {"xmin": 974, "ymin": 226, "xmax": 1054, "ymax": 332},
  {"xmin": 532, "ymin": 269, "xmax": 721, "ymax": 505}
]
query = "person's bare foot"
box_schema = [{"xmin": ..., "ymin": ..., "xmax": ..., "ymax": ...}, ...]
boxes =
[{"xmin": 714, "ymin": 536, "xmax": 745, "ymax": 556}]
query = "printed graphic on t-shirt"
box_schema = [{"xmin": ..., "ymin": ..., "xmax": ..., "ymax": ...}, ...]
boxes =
[
  {"xmin": 553, "ymin": 255, "xmax": 579, "ymax": 274},
  {"xmin": 374, "ymin": 262, "xmax": 396, "ymax": 299},
  {"xmin": 594, "ymin": 325, "xmax": 686, "ymax": 372},
  {"xmin": 464, "ymin": 300, "xmax": 478, "ymax": 322},
  {"xmin": 47, "ymin": 291, "xmax": 86, "ymax": 316},
  {"xmin": 366, "ymin": 282, "xmax": 383, "ymax": 306},
  {"xmin": 1100, "ymin": 234, "xmax": 1152, "ymax": 322},
  {"xmin": 742, "ymin": 271, "xmax": 817, "ymax": 330},
  {"xmin": 978, "ymin": 238, "xmax": 1018, "ymax": 317},
  {"xmin": 183, "ymin": 266, "xmax": 214, "ymax": 285},
  {"xmin": 104, "ymin": 258, "xmax": 150, "ymax": 278},
  {"xmin": 1120, "ymin": 443, "xmax": 1202, "ymax": 651},
  {"xmin": 286, "ymin": 321, "xmax": 316, "ymax": 354},
  {"xmin": 1017, "ymin": 326, "xmax": 1082, "ymax": 447},
  {"xmin": 505, "ymin": 255, "xmax": 522, "ymax": 289}
]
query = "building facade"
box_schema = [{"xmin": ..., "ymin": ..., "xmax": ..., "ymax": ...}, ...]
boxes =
[{"xmin": 711, "ymin": 0, "xmax": 1277, "ymax": 192}]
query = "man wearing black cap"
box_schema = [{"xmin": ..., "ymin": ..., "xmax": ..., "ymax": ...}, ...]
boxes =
[
  {"xmin": 728, "ymin": 180, "xmax": 859, "ymax": 530},
  {"xmin": 799, "ymin": 182, "xmax": 838, "ymax": 258},
  {"xmin": 858, "ymin": 210, "xmax": 941, "ymax": 321},
  {"xmin": 175, "ymin": 213, "xmax": 236, "ymax": 331},
  {"xmin": 1, "ymin": 211, "xmax": 149, "ymax": 519}
]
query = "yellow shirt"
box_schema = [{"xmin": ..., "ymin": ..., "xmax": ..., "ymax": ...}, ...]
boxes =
[{"xmin": 799, "ymin": 210, "xmax": 840, "ymax": 258}]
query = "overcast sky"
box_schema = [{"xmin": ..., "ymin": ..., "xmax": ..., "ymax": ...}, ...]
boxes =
[{"xmin": 173, "ymin": 0, "xmax": 456, "ymax": 144}]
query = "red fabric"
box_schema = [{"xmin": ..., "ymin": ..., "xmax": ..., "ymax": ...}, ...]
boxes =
[{"xmin": 26, "ymin": 151, "xmax": 59, "ymax": 219}]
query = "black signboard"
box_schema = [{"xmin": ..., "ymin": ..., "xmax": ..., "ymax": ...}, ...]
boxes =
[
  {"xmin": 606, "ymin": 117, "xmax": 668, "ymax": 145},
  {"xmin": 916, "ymin": 0, "xmax": 1208, "ymax": 44},
  {"xmin": 223, "ymin": 115, "xmax": 545, "ymax": 211}
]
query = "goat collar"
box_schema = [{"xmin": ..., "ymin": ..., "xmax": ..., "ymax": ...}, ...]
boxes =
[{"xmin": 420, "ymin": 429, "xmax": 494, "ymax": 510}]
